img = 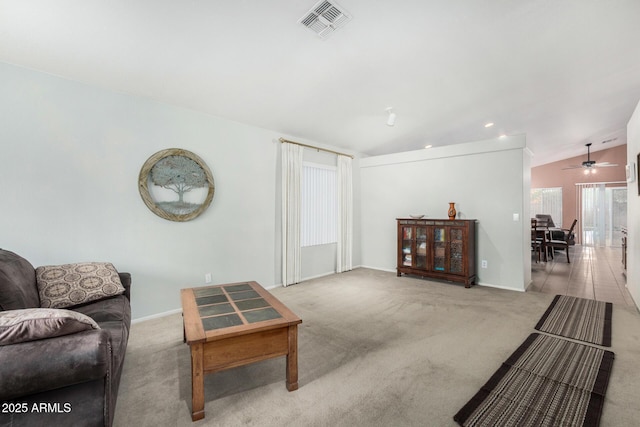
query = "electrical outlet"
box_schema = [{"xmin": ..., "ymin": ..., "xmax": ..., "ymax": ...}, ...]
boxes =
[
  {"xmin": 205, "ymin": 273, "xmax": 212, "ymax": 283},
  {"xmin": 481, "ymin": 260, "xmax": 488, "ymax": 269}
]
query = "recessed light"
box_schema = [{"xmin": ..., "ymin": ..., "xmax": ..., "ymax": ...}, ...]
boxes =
[
  {"xmin": 424, "ymin": 144, "xmax": 433, "ymax": 149},
  {"xmin": 499, "ymin": 134, "xmax": 507, "ymax": 139},
  {"xmin": 484, "ymin": 122, "xmax": 494, "ymax": 128}
]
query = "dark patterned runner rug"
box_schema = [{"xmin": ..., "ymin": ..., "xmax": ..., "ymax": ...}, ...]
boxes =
[
  {"xmin": 454, "ymin": 333, "xmax": 615, "ymax": 427},
  {"xmin": 535, "ymin": 295, "xmax": 612, "ymax": 347}
]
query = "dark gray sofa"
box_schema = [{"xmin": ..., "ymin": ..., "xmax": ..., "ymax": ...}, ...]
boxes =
[{"xmin": 0, "ymin": 249, "xmax": 131, "ymax": 427}]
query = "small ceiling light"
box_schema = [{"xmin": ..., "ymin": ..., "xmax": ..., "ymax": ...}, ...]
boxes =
[
  {"xmin": 386, "ymin": 107, "xmax": 396, "ymax": 126},
  {"xmin": 499, "ymin": 134, "xmax": 507, "ymax": 139},
  {"xmin": 484, "ymin": 122, "xmax": 494, "ymax": 128},
  {"xmin": 424, "ymin": 144, "xmax": 433, "ymax": 149}
]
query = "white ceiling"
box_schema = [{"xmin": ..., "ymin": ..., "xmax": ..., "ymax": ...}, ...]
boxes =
[{"xmin": 2, "ymin": 0, "xmax": 640, "ymax": 166}]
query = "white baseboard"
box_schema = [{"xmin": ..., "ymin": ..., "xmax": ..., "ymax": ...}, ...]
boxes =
[
  {"xmin": 132, "ymin": 272, "xmax": 347, "ymax": 323},
  {"xmin": 476, "ymin": 282, "xmax": 526, "ymax": 292},
  {"xmin": 129, "ymin": 269, "xmax": 525, "ymax": 324},
  {"xmin": 270, "ymin": 267, "xmax": 366, "ymax": 289},
  {"xmin": 359, "ymin": 265, "xmax": 396, "ymax": 273},
  {"xmin": 362, "ymin": 266, "xmax": 526, "ymax": 292},
  {"xmin": 302, "ymin": 270, "xmax": 340, "ymax": 282},
  {"xmin": 132, "ymin": 308, "xmax": 182, "ymax": 324}
]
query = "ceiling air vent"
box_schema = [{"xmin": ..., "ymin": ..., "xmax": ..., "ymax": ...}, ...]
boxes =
[{"xmin": 299, "ymin": 0, "xmax": 352, "ymax": 39}]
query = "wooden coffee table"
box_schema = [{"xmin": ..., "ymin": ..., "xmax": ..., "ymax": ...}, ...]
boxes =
[{"xmin": 180, "ymin": 281, "xmax": 302, "ymax": 421}]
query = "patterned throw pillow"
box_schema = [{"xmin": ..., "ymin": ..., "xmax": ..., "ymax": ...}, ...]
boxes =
[
  {"xmin": 36, "ymin": 262, "xmax": 125, "ymax": 309},
  {"xmin": 0, "ymin": 308, "xmax": 99, "ymax": 345}
]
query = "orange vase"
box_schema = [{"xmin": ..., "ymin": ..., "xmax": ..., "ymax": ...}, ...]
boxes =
[{"xmin": 448, "ymin": 202, "xmax": 456, "ymax": 220}]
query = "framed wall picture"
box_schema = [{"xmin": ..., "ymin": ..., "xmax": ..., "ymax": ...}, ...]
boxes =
[{"xmin": 139, "ymin": 148, "xmax": 215, "ymax": 222}]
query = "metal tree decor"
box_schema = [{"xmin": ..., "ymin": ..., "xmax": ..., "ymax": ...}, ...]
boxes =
[{"xmin": 139, "ymin": 148, "xmax": 215, "ymax": 222}]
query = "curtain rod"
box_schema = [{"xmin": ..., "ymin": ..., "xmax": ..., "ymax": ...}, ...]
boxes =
[{"xmin": 279, "ymin": 137, "xmax": 354, "ymax": 158}]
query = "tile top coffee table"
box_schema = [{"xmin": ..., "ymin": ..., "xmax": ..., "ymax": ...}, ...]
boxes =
[{"xmin": 180, "ymin": 281, "xmax": 302, "ymax": 421}]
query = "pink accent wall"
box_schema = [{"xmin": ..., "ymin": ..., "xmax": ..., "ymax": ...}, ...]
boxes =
[{"xmin": 531, "ymin": 144, "xmax": 627, "ymax": 238}]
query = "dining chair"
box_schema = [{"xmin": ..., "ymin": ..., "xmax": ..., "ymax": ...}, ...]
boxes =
[
  {"xmin": 531, "ymin": 228, "xmax": 543, "ymax": 262},
  {"xmin": 546, "ymin": 219, "xmax": 578, "ymax": 263},
  {"xmin": 531, "ymin": 219, "xmax": 549, "ymax": 262}
]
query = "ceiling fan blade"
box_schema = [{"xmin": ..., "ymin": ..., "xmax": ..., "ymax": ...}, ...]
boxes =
[{"xmin": 561, "ymin": 143, "xmax": 619, "ymax": 171}]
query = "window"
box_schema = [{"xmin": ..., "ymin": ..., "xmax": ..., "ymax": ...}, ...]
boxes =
[
  {"xmin": 301, "ymin": 162, "xmax": 337, "ymax": 247},
  {"xmin": 530, "ymin": 187, "xmax": 562, "ymax": 228}
]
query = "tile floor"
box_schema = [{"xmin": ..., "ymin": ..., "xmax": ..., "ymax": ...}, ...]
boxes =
[{"xmin": 529, "ymin": 244, "xmax": 635, "ymax": 307}]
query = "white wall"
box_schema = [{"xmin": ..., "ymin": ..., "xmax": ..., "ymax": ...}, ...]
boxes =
[
  {"xmin": 627, "ymin": 99, "xmax": 640, "ymax": 309},
  {"xmin": 359, "ymin": 135, "xmax": 529, "ymax": 291},
  {"xmin": 0, "ymin": 62, "xmax": 360, "ymax": 319}
]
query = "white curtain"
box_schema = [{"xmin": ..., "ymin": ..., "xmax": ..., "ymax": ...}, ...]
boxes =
[
  {"xmin": 577, "ymin": 183, "xmax": 604, "ymax": 246},
  {"xmin": 281, "ymin": 143, "xmax": 303, "ymax": 286},
  {"xmin": 336, "ymin": 154, "xmax": 353, "ymax": 272},
  {"xmin": 577, "ymin": 182, "xmax": 627, "ymax": 247}
]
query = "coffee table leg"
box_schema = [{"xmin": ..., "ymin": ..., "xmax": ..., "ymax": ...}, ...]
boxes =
[
  {"xmin": 190, "ymin": 343, "xmax": 205, "ymax": 421},
  {"xmin": 286, "ymin": 324, "xmax": 299, "ymax": 391}
]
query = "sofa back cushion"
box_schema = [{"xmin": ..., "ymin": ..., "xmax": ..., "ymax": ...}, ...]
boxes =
[{"xmin": 0, "ymin": 249, "xmax": 40, "ymax": 311}]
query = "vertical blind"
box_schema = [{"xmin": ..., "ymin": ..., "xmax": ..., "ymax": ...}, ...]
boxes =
[
  {"xmin": 530, "ymin": 187, "xmax": 563, "ymax": 227},
  {"xmin": 577, "ymin": 182, "xmax": 627, "ymax": 247},
  {"xmin": 301, "ymin": 162, "xmax": 337, "ymax": 247},
  {"xmin": 577, "ymin": 183, "xmax": 603, "ymax": 246}
]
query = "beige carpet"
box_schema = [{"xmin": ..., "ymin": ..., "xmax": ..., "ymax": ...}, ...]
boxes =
[{"xmin": 114, "ymin": 268, "xmax": 640, "ymax": 427}]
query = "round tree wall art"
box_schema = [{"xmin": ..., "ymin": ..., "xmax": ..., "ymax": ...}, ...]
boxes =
[{"xmin": 139, "ymin": 148, "xmax": 215, "ymax": 222}]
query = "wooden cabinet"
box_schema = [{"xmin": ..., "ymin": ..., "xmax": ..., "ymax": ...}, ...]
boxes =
[{"xmin": 397, "ymin": 218, "xmax": 477, "ymax": 288}]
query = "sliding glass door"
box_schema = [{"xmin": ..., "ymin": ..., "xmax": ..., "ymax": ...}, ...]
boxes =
[{"xmin": 579, "ymin": 183, "xmax": 627, "ymax": 247}]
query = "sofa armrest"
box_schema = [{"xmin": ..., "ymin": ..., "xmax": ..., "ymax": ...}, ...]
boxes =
[
  {"xmin": 0, "ymin": 329, "xmax": 110, "ymax": 401},
  {"xmin": 118, "ymin": 272, "xmax": 131, "ymax": 301}
]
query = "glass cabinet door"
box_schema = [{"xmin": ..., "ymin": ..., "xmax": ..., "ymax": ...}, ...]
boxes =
[
  {"xmin": 449, "ymin": 227, "xmax": 464, "ymax": 274},
  {"xmin": 401, "ymin": 226, "xmax": 413, "ymax": 267},
  {"xmin": 433, "ymin": 227, "xmax": 446, "ymax": 271},
  {"xmin": 398, "ymin": 219, "xmax": 474, "ymax": 286},
  {"xmin": 415, "ymin": 227, "xmax": 428, "ymax": 269}
]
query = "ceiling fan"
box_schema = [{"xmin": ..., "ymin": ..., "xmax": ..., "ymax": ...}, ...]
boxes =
[{"xmin": 562, "ymin": 143, "xmax": 618, "ymax": 171}]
